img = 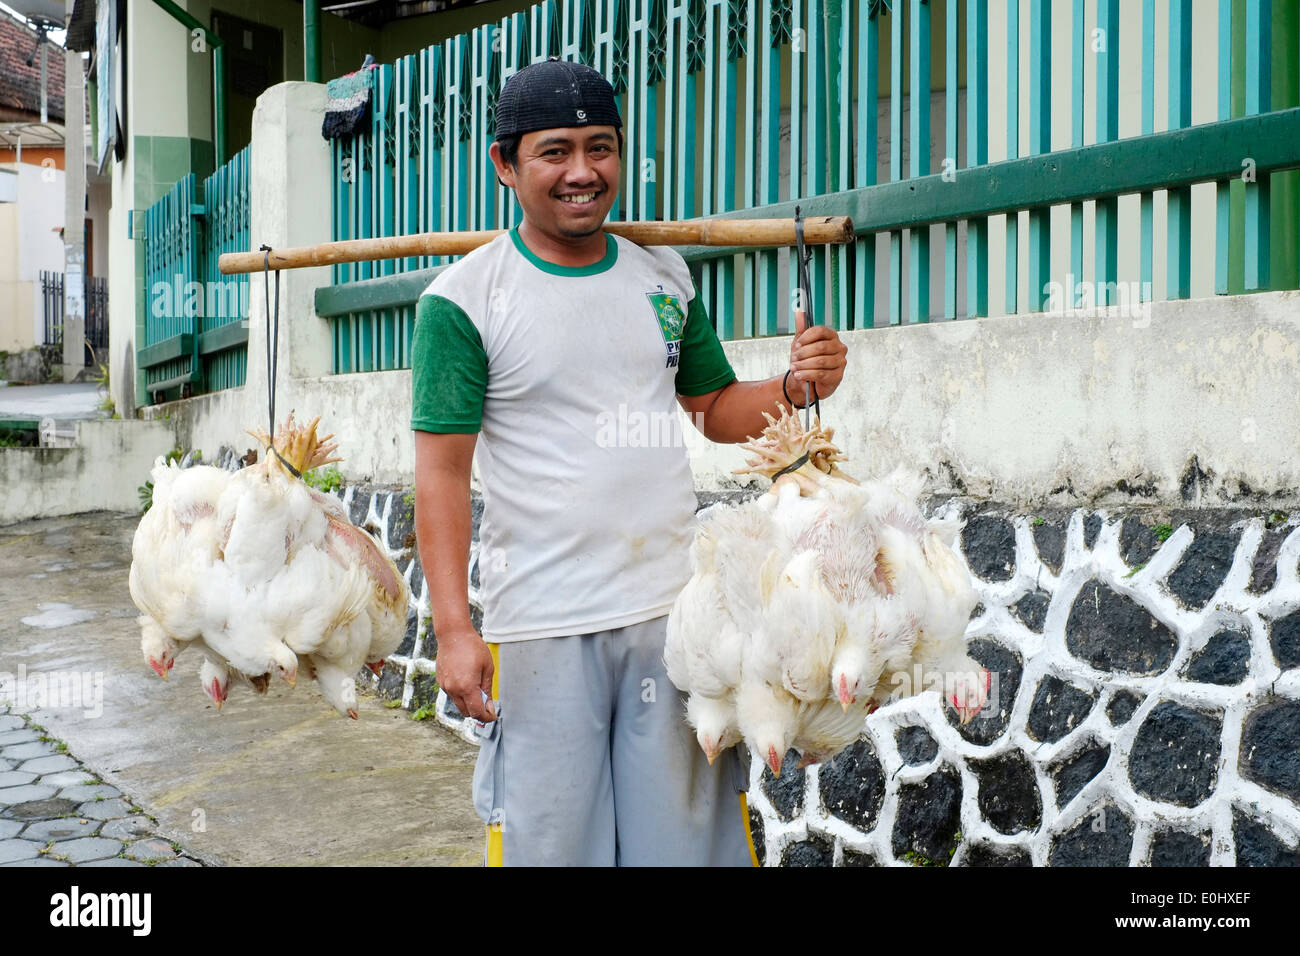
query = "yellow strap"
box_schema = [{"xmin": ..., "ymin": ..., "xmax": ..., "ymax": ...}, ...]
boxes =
[
  {"xmin": 740, "ymin": 792, "xmax": 760, "ymax": 868},
  {"xmin": 484, "ymin": 641, "xmax": 503, "ymax": 867}
]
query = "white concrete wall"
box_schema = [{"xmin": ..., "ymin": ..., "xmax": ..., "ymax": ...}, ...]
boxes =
[
  {"xmin": 0, "ymin": 162, "xmax": 67, "ymax": 352},
  {"xmin": 0, "ymin": 419, "xmax": 177, "ymax": 524}
]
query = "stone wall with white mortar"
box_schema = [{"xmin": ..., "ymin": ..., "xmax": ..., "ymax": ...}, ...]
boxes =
[{"xmin": 310, "ymin": 474, "xmax": 1300, "ymax": 867}]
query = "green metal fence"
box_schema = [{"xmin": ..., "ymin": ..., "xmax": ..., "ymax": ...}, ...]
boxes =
[
  {"xmin": 317, "ymin": 0, "xmax": 1300, "ymax": 374},
  {"xmin": 140, "ymin": 146, "xmax": 251, "ymax": 400}
]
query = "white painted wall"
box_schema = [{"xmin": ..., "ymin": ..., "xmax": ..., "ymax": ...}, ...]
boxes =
[
  {"xmin": 0, "ymin": 161, "xmax": 68, "ymax": 352},
  {"xmin": 0, "ymin": 418, "xmax": 177, "ymax": 523}
]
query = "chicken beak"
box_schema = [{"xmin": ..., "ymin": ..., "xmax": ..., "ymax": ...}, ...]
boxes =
[
  {"xmin": 150, "ymin": 658, "xmax": 169, "ymax": 680},
  {"xmin": 767, "ymin": 746, "xmax": 783, "ymax": 777},
  {"xmin": 282, "ymin": 670, "xmax": 297, "ymax": 689},
  {"xmin": 838, "ymin": 675, "xmax": 854, "ymax": 713}
]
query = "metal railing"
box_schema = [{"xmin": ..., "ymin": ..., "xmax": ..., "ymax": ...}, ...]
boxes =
[
  {"xmin": 314, "ymin": 0, "xmax": 1299, "ymax": 374},
  {"xmin": 39, "ymin": 271, "xmax": 109, "ymax": 366},
  {"xmin": 139, "ymin": 146, "xmax": 251, "ymax": 402},
  {"xmin": 40, "ymin": 270, "xmax": 63, "ymax": 346}
]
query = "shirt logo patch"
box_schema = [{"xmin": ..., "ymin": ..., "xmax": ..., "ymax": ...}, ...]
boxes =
[{"xmin": 646, "ymin": 291, "xmax": 686, "ymax": 368}]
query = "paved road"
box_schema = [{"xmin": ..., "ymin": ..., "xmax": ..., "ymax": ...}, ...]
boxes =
[{"xmin": 0, "ymin": 511, "xmax": 484, "ymax": 866}]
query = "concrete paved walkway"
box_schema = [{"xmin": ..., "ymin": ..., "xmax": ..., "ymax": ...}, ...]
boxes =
[{"xmin": 0, "ymin": 512, "xmax": 484, "ymax": 866}]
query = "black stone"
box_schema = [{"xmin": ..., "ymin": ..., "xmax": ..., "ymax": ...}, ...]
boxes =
[
  {"xmin": 891, "ymin": 765, "xmax": 962, "ymax": 865},
  {"xmin": 1233, "ymin": 810, "xmax": 1300, "ymax": 867},
  {"xmin": 818, "ymin": 737, "xmax": 886, "ymax": 832},
  {"xmin": 747, "ymin": 803, "xmax": 765, "ymax": 865},
  {"xmin": 1012, "ymin": 589, "xmax": 1051, "ymax": 633},
  {"xmin": 377, "ymin": 664, "xmax": 404, "ymax": 700},
  {"xmin": 840, "ymin": 849, "xmax": 878, "ymax": 867},
  {"xmin": 963, "ymin": 843, "xmax": 1033, "ymax": 867},
  {"xmin": 954, "ymin": 638, "xmax": 1023, "ymax": 746},
  {"xmin": 1032, "ymin": 520, "xmax": 1066, "ymax": 574},
  {"xmin": 896, "ymin": 725, "xmax": 939, "ymax": 765},
  {"xmin": 410, "ymin": 673, "xmax": 440, "ymax": 712},
  {"xmin": 970, "ymin": 751, "xmax": 1041, "ymax": 835},
  {"xmin": 5, "ymin": 798, "xmax": 80, "ymax": 820},
  {"xmin": 1248, "ymin": 528, "xmax": 1287, "ymax": 594},
  {"xmin": 962, "ymin": 515, "xmax": 1017, "ymax": 582},
  {"xmin": 1238, "ymin": 699, "xmax": 1300, "ymax": 801},
  {"xmin": 970, "ymin": 602, "xmax": 985, "ymax": 621},
  {"xmin": 387, "ymin": 493, "xmax": 416, "ymax": 555},
  {"xmin": 347, "ymin": 489, "xmax": 371, "ymax": 528},
  {"xmin": 1027, "ymin": 675, "xmax": 1096, "ymax": 744},
  {"xmin": 759, "ymin": 749, "xmax": 805, "ymax": 822},
  {"xmin": 1083, "ymin": 513, "xmax": 1102, "ymax": 549},
  {"xmin": 780, "ymin": 836, "xmax": 834, "ymax": 867},
  {"xmin": 1065, "ymin": 580, "xmax": 1179, "ymax": 675},
  {"xmin": 1119, "ymin": 517, "xmax": 1162, "ymax": 568},
  {"xmin": 1048, "ymin": 803, "xmax": 1134, "ymax": 866},
  {"xmin": 1268, "ymin": 610, "xmax": 1300, "ymax": 670},
  {"xmin": 1051, "ymin": 741, "xmax": 1111, "ymax": 808},
  {"xmin": 1106, "ymin": 690, "xmax": 1142, "ymax": 725},
  {"xmin": 1128, "ymin": 701, "xmax": 1222, "ymax": 806},
  {"xmin": 396, "ymin": 610, "xmax": 419, "ymax": 657},
  {"xmin": 1185, "ymin": 630, "xmax": 1251, "ymax": 685},
  {"xmin": 1150, "ymin": 830, "xmax": 1212, "ymax": 867},
  {"xmin": 1167, "ymin": 530, "xmax": 1239, "ymax": 610},
  {"xmin": 406, "ymin": 555, "xmax": 425, "ymax": 603}
]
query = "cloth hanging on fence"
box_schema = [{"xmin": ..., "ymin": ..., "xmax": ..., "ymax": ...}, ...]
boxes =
[{"xmin": 321, "ymin": 56, "xmax": 377, "ymax": 140}]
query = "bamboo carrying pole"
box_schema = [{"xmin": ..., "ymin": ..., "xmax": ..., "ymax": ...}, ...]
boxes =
[{"xmin": 217, "ymin": 216, "xmax": 854, "ymax": 275}]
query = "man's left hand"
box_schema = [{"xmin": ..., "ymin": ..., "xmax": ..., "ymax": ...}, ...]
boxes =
[{"xmin": 789, "ymin": 314, "xmax": 848, "ymax": 402}]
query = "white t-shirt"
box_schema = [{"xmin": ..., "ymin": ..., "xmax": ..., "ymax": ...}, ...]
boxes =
[{"xmin": 411, "ymin": 226, "xmax": 736, "ymax": 642}]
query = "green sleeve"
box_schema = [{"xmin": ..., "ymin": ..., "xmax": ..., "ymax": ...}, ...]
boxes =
[
  {"xmin": 410, "ymin": 293, "xmax": 487, "ymax": 433},
  {"xmin": 674, "ymin": 285, "xmax": 737, "ymax": 396}
]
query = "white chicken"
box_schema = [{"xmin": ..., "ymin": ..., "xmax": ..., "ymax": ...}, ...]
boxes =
[
  {"xmin": 129, "ymin": 415, "xmax": 409, "ymax": 719},
  {"xmin": 665, "ymin": 406, "xmax": 986, "ymax": 777}
]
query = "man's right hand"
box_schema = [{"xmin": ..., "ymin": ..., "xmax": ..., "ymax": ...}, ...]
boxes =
[{"xmin": 437, "ymin": 626, "xmax": 497, "ymax": 722}]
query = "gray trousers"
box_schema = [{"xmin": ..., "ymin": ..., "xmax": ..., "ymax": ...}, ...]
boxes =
[{"xmin": 471, "ymin": 614, "xmax": 755, "ymax": 866}]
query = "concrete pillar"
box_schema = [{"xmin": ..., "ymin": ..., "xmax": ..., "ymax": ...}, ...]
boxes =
[
  {"xmin": 62, "ymin": 0, "xmax": 86, "ymax": 382},
  {"xmin": 245, "ymin": 80, "xmax": 333, "ymax": 408}
]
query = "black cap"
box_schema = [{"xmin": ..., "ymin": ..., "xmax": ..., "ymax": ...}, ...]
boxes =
[{"xmin": 494, "ymin": 58, "xmax": 623, "ymax": 141}]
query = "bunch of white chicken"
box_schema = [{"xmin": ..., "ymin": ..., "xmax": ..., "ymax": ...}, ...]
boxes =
[
  {"xmin": 128, "ymin": 415, "xmax": 408, "ymax": 719},
  {"xmin": 665, "ymin": 406, "xmax": 988, "ymax": 777}
]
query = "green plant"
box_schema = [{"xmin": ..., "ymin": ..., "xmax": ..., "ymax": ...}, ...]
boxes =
[
  {"xmin": 303, "ymin": 465, "xmax": 344, "ymax": 494},
  {"xmin": 403, "ymin": 488, "xmax": 416, "ymax": 508},
  {"xmin": 138, "ymin": 480, "xmax": 155, "ymax": 514},
  {"xmin": 384, "ymin": 699, "xmax": 403, "ymax": 709},
  {"xmin": 1125, "ymin": 562, "xmax": 1146, "ymax": 578},
  {"xmin": 1031, "ymin": 516, "xmax": 1044, "ymax": 527},
  {"xmin": 411, "ymin": 701, "xmax": 438, "ymax": 722},
  {"xmin": 93, "ymin": 363, "xmax": 115, "ymax": 415},
  {"xmin": 1152, "ymin": 523, "xmax": 1174, "ymax": 542}
]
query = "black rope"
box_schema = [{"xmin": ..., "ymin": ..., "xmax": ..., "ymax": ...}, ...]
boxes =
[
  {"xmin": 783, "ymin": 368, "xmax": 820, "ymax": 418},
  {"xmin": 771, "ymin": 451, "xmax": 811, "ymax": 482},
  {"xmin": 793, "ymin": 206, "xmax": 816, "ymax": 431},
  {"xmin": 260, "ymin": 246, "xmax": 301, "ymax": 479}
]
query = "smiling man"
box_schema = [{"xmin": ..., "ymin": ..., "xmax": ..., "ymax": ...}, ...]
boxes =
[{"xmin": 411, "ymin": 58, "xmax": 847, "ymax": 866}]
